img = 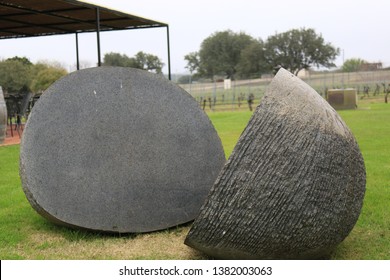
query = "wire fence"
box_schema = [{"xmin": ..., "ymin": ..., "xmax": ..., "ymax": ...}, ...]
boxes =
[{"xmin": 178, "ymin": 70, "xmax": 390, "ymax": 112}]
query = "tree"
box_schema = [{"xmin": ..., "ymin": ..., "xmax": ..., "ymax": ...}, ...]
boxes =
[
  {"xmin": 103, "ymin": 52, "xmax": 136, "ymax": 67},
  {"xmin": 0, "ymin": 58, "xmax": 67, "ymax": 95},
  {"xmin": 0, "ymin": 58, "xmax": 32, "ymax": 93},
  {"xmin": 6, "ymin": 56, "xmax": 33, "ymax": 66},
  {"xmin": 236, "ymin": 39, "xmax": 268, "ymax": 78},
  {"xmin": 198, "ymin": 30, "xmax": 255, "ymax": 78},
  {"xmin": 184, "ymin": 52, "xmax": 200, "ymax": 74},
  {"xmin": 133, "ymin": 51, "xmax": 164, "ymax": 74},
  {"xmin": 342, "ymin": 58, "xmax": 367, "ymax": 72},
  {"xmin": 264, "ymin": 28, "xmax": 339, "ymax": 75},
  {"xmin": 30, "ymin": 62, "xmax": 67, "ymax": 93},
  {"xmin": 184, "ymin": 52, "xmax": 201, "ymax": 89},
  {"xmin": 103, "ymin": 51, "xmax": 164, "ymax": 73}
]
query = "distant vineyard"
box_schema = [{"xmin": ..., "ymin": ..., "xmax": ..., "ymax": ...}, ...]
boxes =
[{"xmin": 178, "ymin": 70, "xmax": 390, "ymax": 111}]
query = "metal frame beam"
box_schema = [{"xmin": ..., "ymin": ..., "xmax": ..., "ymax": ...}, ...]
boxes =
[
  {"xmin": 96, "ymin": 7, "xmax": 101, "ymax": 67},
  {"xmin": 166, "ymin": 26, "xmax": 171, "ymax": 80},
  {"xmin": 75, "ymin": 32, "xmax": 80, "ymax": 70}
]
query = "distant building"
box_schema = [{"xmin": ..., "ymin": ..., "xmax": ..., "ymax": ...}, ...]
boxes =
[{"xmin": 359, "ymin": 62, "xmax": 383, "ymax": 71}]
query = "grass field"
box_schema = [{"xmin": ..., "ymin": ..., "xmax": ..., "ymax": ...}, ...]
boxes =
[{"xmin": 0, "ymin": 99, "xmax": 389, "ymax": 260}]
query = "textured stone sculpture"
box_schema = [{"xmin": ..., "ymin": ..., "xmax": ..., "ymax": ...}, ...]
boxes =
[
  {"xmin": 185, "ymin": 68, "xmax": 366, "ymax": 259},
  {"xmin": 20, "ymin": 67, "xmax": 225, "ymax": 233},
  {"xmin": 0, "ymin": 87, "xmax": 7, "ymax": 144}
]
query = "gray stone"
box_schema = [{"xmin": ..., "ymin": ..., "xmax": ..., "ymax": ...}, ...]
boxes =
[
  {"xmin": 20, "ymin": 67, "xmax": 225, "ymax": 233},
  {"xmin": 0, "ymin": 87, "xmax": 7, "ymax": 144},
  {"xmin": 185, "ymin": 68, "xmax": 366, "ymax": 259}
]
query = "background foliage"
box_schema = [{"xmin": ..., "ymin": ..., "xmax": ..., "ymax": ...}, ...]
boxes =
[
  {"xmin": 0, "ymin": 57, "xmax": 67, "ymax": 95},
  {"xmin": 185, "ymin": 28, "xmax": 340, "ymax": 79},
  {"xmin": 103, "ymin": 51, "xmax": 164, "ymax": 74}
]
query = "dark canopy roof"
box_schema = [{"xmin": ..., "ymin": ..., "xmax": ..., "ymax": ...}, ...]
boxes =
[
  {"xmin": 0, "ymin": 0, "xmax": 167, "ymax": 39},
  {"xmin": 0, "ymin": 0, "xmax": 171, "ymax": 79}
]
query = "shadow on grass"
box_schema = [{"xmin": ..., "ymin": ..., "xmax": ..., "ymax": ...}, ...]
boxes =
[{"xmin": 34, "ymin": 216, "xmax": 196, "ymax": 243}]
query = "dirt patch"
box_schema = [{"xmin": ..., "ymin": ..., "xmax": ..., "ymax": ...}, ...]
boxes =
[{"xmin": 0, "ymin": 125, "xmax": 23, "ymax": 147}]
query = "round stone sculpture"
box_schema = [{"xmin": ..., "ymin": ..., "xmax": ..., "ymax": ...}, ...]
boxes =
[
  {"xmin": 20, "ymin": 67, "xmax": 225, "ymax": 233},
  {"xmin": 185, "ymin": 68, "xmax": 366, "ymax": 259},
  {"xmin": 0, "ymin": 87, "xmax": 7, "ymax": 144}
]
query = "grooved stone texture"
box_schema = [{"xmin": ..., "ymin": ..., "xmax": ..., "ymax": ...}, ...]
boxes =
[
  {"xmin": 185, "ymin": 68, "xmax": 366, "ymax": 259},
  {"xmin": 0, "ymin": 87, "xmax": 7, "ymax": 144},
  {"xmin": 20, "ymin": 67, "xmax": 225, "ymax": 233}
]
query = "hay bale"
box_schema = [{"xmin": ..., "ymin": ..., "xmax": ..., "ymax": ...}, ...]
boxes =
[{"xmin": 327, "ymin": 89, "xmax": 357, "ymax": 110}]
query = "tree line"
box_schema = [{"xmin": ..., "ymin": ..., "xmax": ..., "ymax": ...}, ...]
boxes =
[
  {"xmin": 102, "ymin": 51, "xmax": 164, "ymax": 74},
  {"xmin": 3, "ymin": 30, "xmax": 380, "ymax": 95},
  {"xmin": 184, "ymin": 28, "xmax": 340, "ymax": 80},
  {"xmin": 0, "ymin": 56, "xmax": 67, "ymax": 95},
  {"xmin": 0, "ymin": 51, "xmax": 164, "ymax": 96}
]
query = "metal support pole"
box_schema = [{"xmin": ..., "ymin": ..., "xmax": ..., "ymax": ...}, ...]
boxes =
[
  {"xmin": 166, "ymin": 25, "xmax": 171, "ymax": 80},
  {"xmin": 75, "ymin": 32, "xmax": 80, "ymax": 70},
  {"xmin": 96, "ymin": 7, "xmax": 102, "ymax": 67}
]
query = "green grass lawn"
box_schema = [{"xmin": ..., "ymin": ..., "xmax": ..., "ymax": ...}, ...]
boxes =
[
  {"xmin": 0, "ymin": 101, "xmax": 389, "ymax": 259},
  {"xmin": 207, "ymin": 110, "xmax": 253, "ymax": 158},
  {"xmin": 332, "ymin": 103, "xmax": 390, "ymax": 259}
]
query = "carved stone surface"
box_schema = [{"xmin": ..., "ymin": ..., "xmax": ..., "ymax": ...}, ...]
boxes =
[
  {"xmin": 20, "ymin": 67, "xmax": 225, "ymax": 233},
  {"xmin": 0, "ymin": 87, "xmax": 7, "ymax": 144},
  {"xmin": 185, "ymin": 68, "xmax": 366, "ymax": 259}
]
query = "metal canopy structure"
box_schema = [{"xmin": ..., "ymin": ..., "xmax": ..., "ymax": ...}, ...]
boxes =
[{"xmin": 0, "ymin": 0, "xmax": 171, "ymax": 79}]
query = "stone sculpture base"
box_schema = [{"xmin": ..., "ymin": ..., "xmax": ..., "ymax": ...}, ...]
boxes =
[
  {"xmin": 0, "ymin": 87, "xmax": 7, "ymax": 144},
  {"xmin": 185, "ymin": 68, "xmax": 366, "ymax": 259},
  {"xmin": 20, "ymin": 67, "xmax": 225, "ymax": 233}
]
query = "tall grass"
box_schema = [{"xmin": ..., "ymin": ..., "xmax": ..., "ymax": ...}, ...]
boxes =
[{"xmin": 0, "ymin": 101, "xmax": 389, "ymax": 259}]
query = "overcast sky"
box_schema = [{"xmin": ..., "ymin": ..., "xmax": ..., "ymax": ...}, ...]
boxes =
[{"xmin": 1, "ymin": 0, "xmax": 389, "ymax": 74}]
